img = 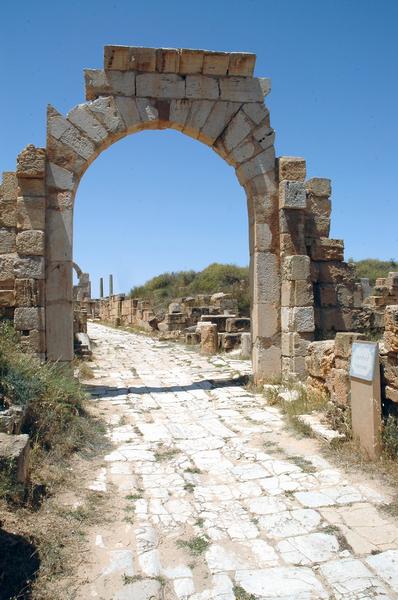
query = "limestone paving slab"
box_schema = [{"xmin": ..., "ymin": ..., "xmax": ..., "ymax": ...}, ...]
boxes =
[{"xmin": 75, "ymin": 323, "xmax": 398, "ymax": 600}]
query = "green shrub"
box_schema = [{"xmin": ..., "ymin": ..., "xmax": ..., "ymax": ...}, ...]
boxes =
[{"xmin": 349, "ymin": 258, "xmax": 397, "ymax": 286}]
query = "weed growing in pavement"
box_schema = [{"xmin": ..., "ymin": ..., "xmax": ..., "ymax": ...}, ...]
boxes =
[{"xmin": 176, "ymin": 536, "xmax": 210, "ymax": 556}]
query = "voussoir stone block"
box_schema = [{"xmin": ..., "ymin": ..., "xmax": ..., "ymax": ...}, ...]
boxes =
[
  {"xmin": 85, "ymin": 96, "xmax": 125, "ymax": 134},
  {"xmin": 199, "ymin": 101, "xmax": 240, "ymax": 144},
  {"xmin": 242, "ymin": 102, "xmax": 270, "ymax": 125},
  {"xmin": 16, "ymin": 145, "xmax": 46, "ymax": 179},
  {"xmin": 236, "ymin": 147, "xmax": 275, "ymax": 184},
  {"xmin": 0, "ymin": 228, "xmax": 16, "ymax": 253},
  {"xmin": 283, "ymin": 255, "xmax": 310, "ymax": 281},
  {"xmin": 278, "ymin": 156, "xmax": 306, "ymax": 181},
  {"xmin": 136, "ymin": 73, "xmax": 185, "ymax": 99},
  {"xmin": 67, "ymin": 105, "xmax": 108, "ymax": 144},
  {"xmin": 222, "ymin": 110, "xmax": 254, "ymax": 152},
  {"xmin": 46, "ymin": 163, "xmax": 75, "ymax": 191},
  {"xmin": 14, "ymin": 307, "xmax": 45, "ymax": 331},
  {"xmin": 279, "ymin": 180, "xmax": 307, "ymax": 210},
  {"xmin": 16, "ymin": 230, "xmax": 45, "ymax": 256},
  {"xmin": 48, "ymin": 110, "xmax": 96, "ymax": 160},
  {"xmin": 220, "ymin": 77, "xmax": 263, "ymax": 102}
]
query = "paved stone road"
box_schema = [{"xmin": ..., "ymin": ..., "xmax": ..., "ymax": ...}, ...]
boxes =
[{"xmin": 78, "ymin": 322, "xmax": 398, "ymax": 600}]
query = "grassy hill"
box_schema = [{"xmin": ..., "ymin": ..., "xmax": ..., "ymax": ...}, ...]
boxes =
[
  {"xmin": 128, "ymin": 258, "xmax": 397, "ymax": 315},
  {"xmin": 129, "ymin": 263, "xmax": 250, "ymax": 315}
]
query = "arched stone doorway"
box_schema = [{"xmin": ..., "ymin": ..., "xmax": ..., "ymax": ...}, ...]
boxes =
[
  {"xmin": 3, "ymin": 45, "xmax": 353, "ymax": 383},
  {"xmin": 45, "ymin": 46, "xmax": 281, "ymax": 379}
]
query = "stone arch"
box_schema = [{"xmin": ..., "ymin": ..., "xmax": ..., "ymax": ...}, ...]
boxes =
[
  {"xmin": 1, "ymin": 47, "xmax": 361, "ymax": 382},
  {"xmin": 44, "ymin": 46, "xmax": 281, "ymax": 379}
]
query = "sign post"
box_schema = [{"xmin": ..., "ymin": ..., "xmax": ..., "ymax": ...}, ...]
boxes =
[{"xmin": 349, "ymin": 341, "xmax": 382, "ymax": 459}]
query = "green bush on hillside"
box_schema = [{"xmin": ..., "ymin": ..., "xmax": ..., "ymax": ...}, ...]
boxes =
[
  {"xmin": 129, "ymin": 263, "xmax": 250, "ymax": 315},
  {"xmin": 349, "ymin": 258, "xmax": 397, "ymax": 286}
]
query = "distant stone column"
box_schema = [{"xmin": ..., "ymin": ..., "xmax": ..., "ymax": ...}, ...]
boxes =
[
  {"xmin": 99, "ymin": 277, "xmax": 104, "ymax": 298},
  {"xmin": 109, "ymin": 274, "xmax": 113, "ymax": 297}
]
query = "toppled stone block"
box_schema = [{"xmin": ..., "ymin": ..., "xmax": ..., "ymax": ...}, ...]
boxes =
[
  {"xmin": 0, "ymin": 432, "xmax": 30, "ymax": 486},
  {"xmin": 278, "ymin": 156, "xmax": 306, "ymax": 181},
  {"xmin": 185, "ymin": 332, "xmax": 200, "ymax": 345},
  {"xmin": 219, "ymin": 332, "xmax": 241, "ymax": 351},
  {"xmin": 225, "ymin": 317, "xmax": 250, "ymax": 333}
]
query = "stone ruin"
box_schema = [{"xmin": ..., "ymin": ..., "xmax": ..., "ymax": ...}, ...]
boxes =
[{"xmin": 96, "ymin": 291, "xmax": 251, "ymax": 355}]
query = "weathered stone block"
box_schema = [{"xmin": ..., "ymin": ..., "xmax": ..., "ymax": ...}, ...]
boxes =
[
  {"xmin": 236, "ymin": 147, "xmax": 275, "ymax": 184},
  {"xmin": 16, "ymin": 230, "xmax": 45, "ymax": 256},
  {"xmin": 279, "ymin": 180, "xmax": 306, "ymax": 210},
  {"xmin": 228, "ymin": 53, "xmax": 256, "ymax": 76},
  {"xmin": 282, "ymin": 332, "xmax": 312, "ymax": 358},
  {"xmin": 253, "ymin": 222, "xmax": 272, "ymax": 252},
  {"xmin": 311, "ymin": 238, "xmax": 344, "ymax": 261},
  {"xmin": 281, "ymin": 280, "xmax": 313, "ymax": 307},
  {"xmin": 14, "ymin": 307, "xmax": 45, "ymax": 331},
  {"xmin": 115, "ymin": 97, "xmax": 142, "ymax": 130},
  {"xmin": 305, "ymin": 340, "xmax": 335, "ymax": 379},
  {"xmin": 315, "ymin": 261, "xmax": 353, "ymax": 284},
  {"xmin": 86, "ymin": 96, "xmax": 125, "ymax": 134},
  {"xmin": 283, "ymin": 255, "xmax": 310, "ymax": 281},
  {"xmin": 0, "ymin": 200, "xmax": 16, "ymax": 228},
  {"xmin": 48, "ymin": 111, "xmax": 96, "ymax": 161},
  {"xmin": 225, "ymin": 317, "xmax": 251, "ymax": 333},
  {"xmin": 306, "ymin": 195, "xmax": 331, "ymax": 238},
  {"xmin": 0, "ymin": 433, "xmax": 30, "ymax": 485},
  {"xmin": 19, "ymin": 329, "xmax": 46, "ymax": 354},
  {"xmin": 156, "ymin": 48, "xmax": 179, "ymax": 73},
  {"xmin": 253, "ymin": 252, "xmax": 280, "ymax": 304},
  {"xmin": 104, "ymin": 46, "xmax": 157, "ymax": 72},
  {"xmin": 179, "ymin": 49, "xmax": 204, "ymax": 74},
  {"xmin": 16, "ymin": 145, "xmax": 46, "ymax": 179},
  {"xmin": 0, "ymin": 290, "xmax": 15, "ymax": 307},
  {"xmin": 329, "ymin": 367, "xmax": 350, "ymax": 406},
  {"xmin": 186, "ymin": 76, "xmax": 219, "ymax": 100},
  {"xmin": 46, "ymin": 163, "xmax": 75, "ymax": 191},
  {"xmin": 200, "ymin": 323, "xmax": 218, "ymax": 355},
  {"xmin": 335, "ymin": 332, "xmax": 365, "ymax": 359},
  {"xmin": 15, "ymin": 279, "xmax": 45, "ymax": 307},
  {"xmin": 240, "ymin": 332, "xmax": 252, "ymax": 358},
  {"xmin": 183, "ymin": 100, "xmax": 214, "ymax": 137},
  {"xmin": 386, "ymin": 386, "xmax": 398, "ymax": 403},
  {"xmin": 16, "ymin": 196, "xmax": 45, "ymax": 230},
  {"xmin": 13, "ymin": 257, "xmax": 45, "ymax": 280},
  {"xmin": 1, "ymin": 172, "xmax": 18, "ymax": 201},
  {"xmin": 242, "ymin": 102, "xmax": 269, "ymax": 126},
  {"xmin": 0, "ymin": 228, "xmax": 16, "ymax": 253},
  {"xmin": 306, "ymin": 177, "xmax": 331, "ymax": 197},
  {"xmin": 278, "ymin": 156, "xmax": 306, "ymax": 181},
  {"xmin": 222, "ymin": 110, "xmax": 253, "ymax": 152},
  {"xmin": 67, "ymin": 104, "xmax": 108, "ymax": 143},
  {"xmin": 384, "ymin": 305, "xmax": 398, "ymax": 353},
  {"xmin": 84, "ymin": 69, "xmax": 136, "ymax": 100},
  {"xmin": 291, "ymin": 306, "xmax": 315, "ymax": 333},
  {"xmin": 136, "ymin": 73, "xmax": 185, "ymax": 98},
  {"xmin": 202, "ymin": 52, "xmax": 229, "ymax": 75},
  {"xmin": 0, "ymin": 254, "xmax": 16, "ymax": 281},
  {"xmin": 46, "ymin": 207, "xmax": 72, "ymax": 262},
  {"xmin": 199, "ymin": 101, "xmax": 240, "ymax": 145},
  {"xmin": 220, "ymin": 77, "xmax": 263, "ymax": 102},
  {"xmin": 318, "ymin": 284, "xmax": 337, "ymax": 307}
]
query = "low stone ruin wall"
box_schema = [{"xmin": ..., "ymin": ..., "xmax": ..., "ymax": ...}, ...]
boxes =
[{"xmin": 306, "ymin": 306, "xmax": 398, "ymax": 420}]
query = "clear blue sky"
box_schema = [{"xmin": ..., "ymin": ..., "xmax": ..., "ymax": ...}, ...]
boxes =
[{"xmin": 1, "ymin": 0, "xmax": 397, "ymax": 296}]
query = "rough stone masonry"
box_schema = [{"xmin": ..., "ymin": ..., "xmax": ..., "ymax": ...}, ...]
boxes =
[{"xmin": 0, "ymin": 45, "xmax": 367, "ymax": 380}]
